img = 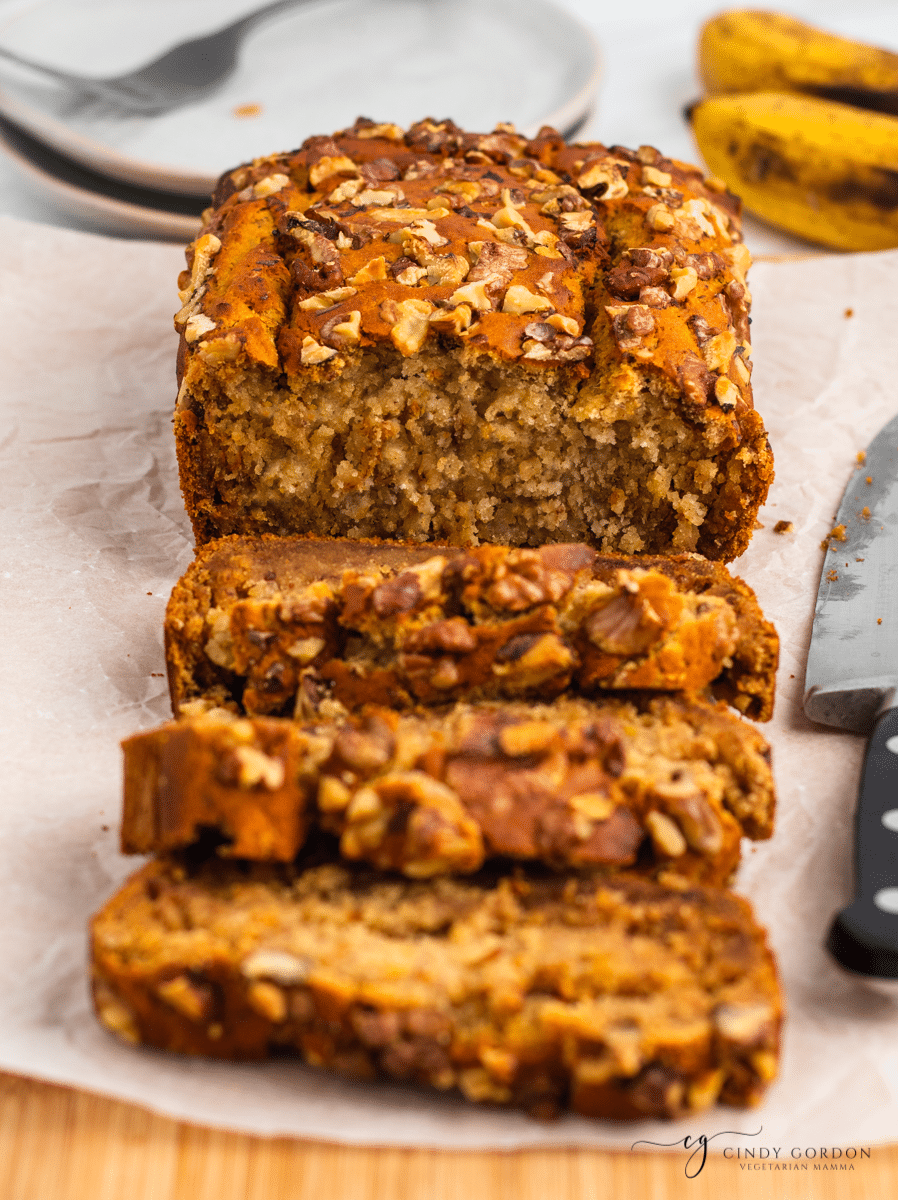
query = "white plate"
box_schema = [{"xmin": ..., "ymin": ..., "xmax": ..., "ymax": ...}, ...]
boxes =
[
  {"xmin": 0, "ymin": 0, "xmax": 601, "ymax": 196},
  {"xmin": 0, "ymin": 113, "xmax": 202, "ymax": 239}
]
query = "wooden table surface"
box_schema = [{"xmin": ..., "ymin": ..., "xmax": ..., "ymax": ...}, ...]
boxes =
[{"xmin": 1, "ymin": 1070, "xmax": 893, "ymax": 1200}]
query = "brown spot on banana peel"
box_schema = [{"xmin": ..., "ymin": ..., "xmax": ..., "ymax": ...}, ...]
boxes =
[
  {"xmin": 829, "ymin": 170, "xmax": 898, "ymax": 211},
  {"xmin": 810, "ymin": 84, "xmax": 898, "ymax": 120}
]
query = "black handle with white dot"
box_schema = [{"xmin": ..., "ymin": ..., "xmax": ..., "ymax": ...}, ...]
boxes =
[{"xmin": 828, "ymin": 705, "xmax": 898, "ymax": 977}]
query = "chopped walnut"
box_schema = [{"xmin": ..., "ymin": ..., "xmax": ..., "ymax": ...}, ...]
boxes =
[
  {"xmin": 198, "ymin": 333, "xmax": 242, "ymax": 365},
  {"xmin": 328, "ymin": 177, "xmax": 363, "ymax": 204},
  {"xmin": 645, "ymin": 810, "xmax": 687, "ymax": 857},
  {"xmin": 253, "ymin": 173, "xmax": 290, "ymax": 198},
  {"xmin": 184, "ymin": 313, "xmax": 217, "ymax": 343},
  {"xmin": 678, "ymin": 198, "xmax": 716, "ymax": 238},
  {"xmin": 426, "ymin": 254, "xmax": 470, "ymax": 287},
  {"xmin": 247, "ymin": 980, "xmax": 287, "ymax": 1022},
  {"xmin": 286, "ymin": 635, "xmax": 326, "ymax": 663},
  {"xmin": 348, "ymin": 256, "xmax": 388, "ymax": 285},
  {"xmin": 641, "ymin": 165, "xmax": 672, "ymax": 188},
  {"xmin": 298, "ymin": 286, "xmax": 358, "ymax": 311},
  {"xmin": 497, "ymin": 720, "xmax": 558, "ymax": 757},
  {"xmin": 703, "ymin": 330, "xmax": 737, "ymax": 373},
  {"xmin": 429, "ymin": 304, "xmax": 473, "ymax": 334},
  {"xmin": 176, "ymin": 232, "xmax": 221, "ymax": 319},
  {"xmin": 577, "ymin": 160, "xmax": 628, "ymax": 198},
  {"xmin": 386, "ymin": 299, "xmax": 434, "ymax": 355},
  {"xmin": 656, "ymin": 781, "xmax": 723, "ymax": 855},
  {"xmin": 491, "ymin": 632, "xmax": 574, "ymax": 690},
  {"xmin": 557, "ymin": 210, "xmax": 594, "ymax": 233},
  {"xmin": 231, "ymin": 745, "xmax": 285, "ymax": 790},
  {"xmin": 449, "ymin": 280, "xmax": 493, "ymax": 311},
  {"xmin": 300, "ymin": 335, "xmax": 338, "ymax": 365},
  {"xmin": 351, "ymin": 187, "xmax": 404, "ymax": 208},
  {"xmin": 521, "ymin": 340, "xmax": 554, "ymax": 361},
  {"xmin": 583, "ymin": 576, "xmax": 666, "ymax": 655},
  {"xmin": 714, "ymin": 377, "xmax": 740, "ymax": 411},
  {"xmin": 400, "ymin": 218, "xmax": 448, "ymax": 247},
  {"xmin": 395, "ymin": 263, "xmax": 428, "ymax": 286},
  {"xmin": 309, "ymin": 155, "xmax": 357, "ymax": 188},
  {"xmin": 490, "ymin": 205, "xmax": 535, "ymax": 239},
  {"xmin": 318, "ymin": 775, "xmax": 352, "ymax": 812},
  {"xmin": 714, "ymin": 1003, "xmax": 773, "ymax": 1045},
  {"xmin": 546, "ymin": 313, "xmax": 579, "ymax": 336},
  {"xmin": 355, "ymin": 122, "xmax": 404, "ymax": 141},
  {"xmin": 502, "ymin": 285, "xmax": 553, "ymax": 315},
  {"xmin": 638, "ymin": 286, "xmax": 670, "ymax": 309},
  {"xmin": 669, "ymin": 266, "xmax": 698, "ymax": 300},
  {"xmin": 325, "ymin": 310, "xmax": 362, "ymax": 348},
  {"xmin": 435, "ymin": 179, "xmax": 482, "ymax": 202},
  {"xmin": 156, "ymin": 975, "xmax": 211, "ymax": 1022},
  {"xmin": 646, "ymin": 204, "xmax": 675, "ymax": 232}
]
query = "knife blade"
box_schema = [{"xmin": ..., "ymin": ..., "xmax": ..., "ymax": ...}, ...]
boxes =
[{"xmin": 804, "ymin": 411, "xmax": 898, "ymax": 982}]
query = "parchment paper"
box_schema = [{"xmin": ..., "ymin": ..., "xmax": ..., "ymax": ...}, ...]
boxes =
[{"xmin": 3, "ymin": 211, "xmax": 898, "ymax": 1148}]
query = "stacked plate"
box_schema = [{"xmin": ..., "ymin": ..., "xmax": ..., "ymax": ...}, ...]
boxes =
[{"xmin": 0, "ymin": 0, "xmax": 601, "ymax": 239}]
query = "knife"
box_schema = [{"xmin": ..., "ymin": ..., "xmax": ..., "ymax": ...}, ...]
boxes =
[{"xmin": 804, "ymin": 412, "xmax": 898, "ymax": 983}]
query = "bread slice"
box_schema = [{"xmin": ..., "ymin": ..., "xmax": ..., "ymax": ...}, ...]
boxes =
[
  {"xmin": 165, "ymin": 536, "xmax": 778, "ymax": 721},
  {"xmin": 121, "ymin": 692, "xmax": 775, "ymax": 881},
  {"xmin": 173, "ymin": 118, "xmax": 772, "ymax": 561},
  {"xmin": 91, "ymin": 856, "xmax": 781, "ymax": 1120}
]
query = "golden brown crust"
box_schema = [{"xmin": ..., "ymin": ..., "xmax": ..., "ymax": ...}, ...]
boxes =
[
  {"xmin": 120, "ymin": 692, "xmax": 775, "ymax": 877},
  {"xmin": 91, "ymin": 856, "xmax": 782, "ymax": 1120},
  {"xmin": 173, "ymin": 119, "xmax": 773, "ymax": 560},
  {"xmin": 164, "ymin": 536, "xmax": 778, "ymax": 722}
]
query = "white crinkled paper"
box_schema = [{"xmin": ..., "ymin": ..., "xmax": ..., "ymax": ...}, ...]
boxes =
[{"xmin": 2, "ymin": 212, "xmax": 898, "ymax": 1146}]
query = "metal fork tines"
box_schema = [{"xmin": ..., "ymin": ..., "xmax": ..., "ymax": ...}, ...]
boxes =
[{"xmin": 0, "ymin": 0, "xmax": 304, "ymax": 117}]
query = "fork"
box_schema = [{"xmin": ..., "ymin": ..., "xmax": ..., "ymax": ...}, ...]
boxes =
[{"xmin": 0, "ymin": 0, "xmax": 305, "ymax": 116}]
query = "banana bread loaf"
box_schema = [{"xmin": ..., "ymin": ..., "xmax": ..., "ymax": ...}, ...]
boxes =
[
  {"xmin": 165, "ymin": 536, "xmax": 778, "ymax": 721},
  {"xmin": 91, "ymin": 856, "xmax": 781, "ymax": 1120},
  {"xmin": 173, "ymin": 118, "xmax": 772, "ymax": 561},
  {"xmin": 121, "ymin": 692, "xmax": 775, "ymax": 880}
]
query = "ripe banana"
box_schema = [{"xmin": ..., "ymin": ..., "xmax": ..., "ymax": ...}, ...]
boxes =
[
  {"xmin": 699, "ymin": 9, "xmax": 898, "ymax": 117},
  {"xmin": 690, "ymin": 92, "xmax": 898, "ymax": 251}
]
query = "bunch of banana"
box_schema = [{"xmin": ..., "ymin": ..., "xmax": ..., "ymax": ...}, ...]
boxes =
[{"xmin": 690, "ymin": 10, "xmax": 898, "ymax": 250}]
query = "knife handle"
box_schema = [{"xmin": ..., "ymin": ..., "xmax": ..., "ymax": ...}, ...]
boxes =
[{"xmin": 828, "ymin": 704, "xmax": 898, "ymax": 977}]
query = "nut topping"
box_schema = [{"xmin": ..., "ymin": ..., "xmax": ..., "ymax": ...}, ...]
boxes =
[
  {"xmin": 184, "ymin": 313, "xmax": 217, "ymax": 343},
  {"xmin": 714, "ymin": 377, "xmax": 740, "ymax": 411},
  {"xmin": 297, "ymin": 286, "xmax": 358, "ymax": 311},
  {"xmin": 300, "ymin": 336, "xmax": 338, "ymax": 365},
  {"xmin": 242, "ymin": 949, "xmax": 311, "ymax": 985},
  {"xmin": 502, "ymin": 285, "xmax": 553, "ymax": 315},
  {"xmin": 449, "ymin": 281, "xmax": 492, "ymax": 311},
  {"xmin": 347, "ymin": 257, "xmax": 388, "ymax": 285},
  {"xmin": 645, "ymin": 810, "xmax": 687, "ymax": 857},
  {"xmin": 309, "ymin": 155, "xmax": 357, "ymax": 187}
]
